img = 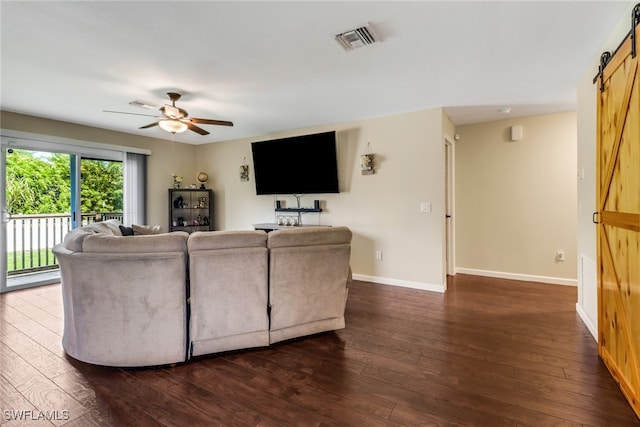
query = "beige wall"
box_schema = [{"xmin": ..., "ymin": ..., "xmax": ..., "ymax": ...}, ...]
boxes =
[
  {"xmin": 197, "ymin": 108, "xmax": 450, "ymax": 290},
  {"xmin": 0, "ymin": 111, "xmax": 199, "ymax": 229},
  {"xmin": 455, "ymin": 112, "xmax": 577, "ymax": 284},
  {"xmin": 2, "ymin": 108, "xmax": 453, "ymax": 291},
  {"xmin": 576, "ymin": 3, "xmax": 635, "ymax": 339}
]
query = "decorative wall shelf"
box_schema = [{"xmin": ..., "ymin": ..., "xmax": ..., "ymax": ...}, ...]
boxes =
[{"xmin": 275, "ymin": 208, "xmax": 322, "ymax": 213}]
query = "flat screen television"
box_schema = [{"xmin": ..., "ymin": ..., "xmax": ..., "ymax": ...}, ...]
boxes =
[{"xmin": 251, "ymin": 131, "xmax": 339, "ymax": 195}]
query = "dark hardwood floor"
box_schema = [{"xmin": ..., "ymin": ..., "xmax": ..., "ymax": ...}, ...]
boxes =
[{"xmin": 1, "ymin": 274, "xmax": 638, "ymax": 426}]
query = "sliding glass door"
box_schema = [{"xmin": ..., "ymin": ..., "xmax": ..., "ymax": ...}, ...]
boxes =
[
  {"xmin": 79, "ymin": 157, "xmax": 124, "ymax": 225},
  {"xmin": 1, "ymin": 138, "xmax": 125, "ymax": 292},
  {"xmin": 3, "ymin": 148, "xmax": 75, "ymax": 290}
]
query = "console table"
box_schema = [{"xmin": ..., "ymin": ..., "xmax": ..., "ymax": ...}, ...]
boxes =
[{"xmin": 253, "ymin": 223, "xmax": 330, "ymax": 232}]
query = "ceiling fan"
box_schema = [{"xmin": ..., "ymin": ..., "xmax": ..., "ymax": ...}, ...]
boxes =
[{"xmin": 104, "ymin": 92, "xmax": 233, "ymax": 135}]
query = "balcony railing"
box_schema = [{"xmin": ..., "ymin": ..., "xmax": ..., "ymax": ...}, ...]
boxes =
[{"xmin": 6, "ymin": 212, "xmax": 123, "ymax": 276}]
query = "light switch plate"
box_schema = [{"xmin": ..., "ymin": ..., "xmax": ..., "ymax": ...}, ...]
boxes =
[{"xmin": 420, "ymin": 202, "xmax": 431, "ymax": 213}]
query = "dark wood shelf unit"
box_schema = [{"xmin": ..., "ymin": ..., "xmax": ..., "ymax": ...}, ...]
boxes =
[{"xmin": 169, "ymin": 188, "xmax": 213, "ymax": 233}]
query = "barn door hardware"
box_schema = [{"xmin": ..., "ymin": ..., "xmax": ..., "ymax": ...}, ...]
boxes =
[
  {"xmin": 593, "ymin": 3, "xmax": 640, "ymax": 91},
  {"xmin": 593, "ymin": 52, "xmax": 612, "ymax": 92},
  {"xmin": 632, "ymin": 3, "xmax": 640, "ymax": 58},
  {"xmin": 593, "ymin": 212, "xmax": 601, "ymax": 225}
]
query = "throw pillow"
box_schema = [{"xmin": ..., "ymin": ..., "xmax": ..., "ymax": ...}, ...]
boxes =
[
  {"xmin": 132, "ymin": 224, "xmax": 162, "ymax": 235},
  {"xmin": 119, "ymin": 225, "xmax": 135, "ymax": 236}
]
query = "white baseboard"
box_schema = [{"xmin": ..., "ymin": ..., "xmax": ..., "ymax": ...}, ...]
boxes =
[
  {"xmin": 455, "ymin": 268, "xmax": 577, "ymax": 287},
  {"xmin": 577, "ymin": 255, "xmax": 598, "ymax": 342},
  {"xmin": 352, "ymin": 274, "xmax": 446, "ymax": 293},
  {"xmin": 576, "ymin": 302, "xmax": 598, "ymax": 342}
]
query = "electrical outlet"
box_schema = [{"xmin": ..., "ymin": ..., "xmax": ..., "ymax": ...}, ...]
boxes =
[{"xmin": 376, "ymin": 250, "xmax": 382, "ymax": 260}]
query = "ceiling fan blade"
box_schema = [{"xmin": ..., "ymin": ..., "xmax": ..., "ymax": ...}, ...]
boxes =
[
  {"xmin": 189, "ymin": 117, "xmax": 234, "ymax": 127},
  {"xmin": 129, "ymin": 100, "xmax": 159, "ymax": 110},
  {"xmin": 139, "ymin": 122, "xmax": 159, "ymax": 129},
  {"xmin": 103, "ymin": 110, "xmax": 158, "ymax": 118},
  {"xmin": 185, "ymin": 122, "xmax": 210, "ymax": 135}
]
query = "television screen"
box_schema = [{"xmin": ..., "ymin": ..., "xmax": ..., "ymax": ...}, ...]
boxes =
[{"xmin": 251, "ymin": 131, "xmax": 339, "ymax": 195}]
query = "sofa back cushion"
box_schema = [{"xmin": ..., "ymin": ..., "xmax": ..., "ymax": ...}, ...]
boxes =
[
  {"xmin": 132, "ymin": 224, "xmax": 162, "ymax": 235},
  {"xmin": 63, "ymin": 219, "xmax": 124, "ymax": 252},
  {"xmin": 267, "ymin": 226, "xmax": 352, "ymax": 249},
  {"xmin": 82, "ymin": 232, "xmax": 188, "ymax": 253},
  {"xmin": 188, "ymin": 230, "xmax": 267, "ymax": 251}
]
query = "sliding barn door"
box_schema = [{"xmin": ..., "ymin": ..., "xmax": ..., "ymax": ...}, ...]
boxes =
[{"xmin": 596, "ymin": 22, "xmax": 640, "ymax": 419}]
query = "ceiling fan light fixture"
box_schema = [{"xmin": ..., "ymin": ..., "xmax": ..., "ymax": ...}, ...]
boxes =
[{"xmin": 159, "ymin": 119, "xmax": 188, "ymax": 134}]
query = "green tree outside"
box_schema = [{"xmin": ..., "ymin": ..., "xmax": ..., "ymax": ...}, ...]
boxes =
[
  {"xmin": 6, "ymin": 150, "xmax": 70, "ymax": 214},
  {"xmin": 80, "ymin": 159, "xmax": 123, "ymax": 213},
  {"xmin": 6, "ymin": 149, "xmax": 123, "ymax": 214}
]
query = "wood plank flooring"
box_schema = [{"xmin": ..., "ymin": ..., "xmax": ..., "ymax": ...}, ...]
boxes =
[{"xmin": 1, "ymin": 274, "xmax": 638, "ymax": 426}]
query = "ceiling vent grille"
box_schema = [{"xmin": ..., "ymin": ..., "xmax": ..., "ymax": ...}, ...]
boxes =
[{"xmin": 334, "ymin": 26, "xmax": 377, "ymax": 52}]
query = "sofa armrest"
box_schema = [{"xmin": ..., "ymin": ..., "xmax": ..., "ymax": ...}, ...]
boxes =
[{"xmin": 54, "ymin": 247, "xmax": 188, "ymax": 367}]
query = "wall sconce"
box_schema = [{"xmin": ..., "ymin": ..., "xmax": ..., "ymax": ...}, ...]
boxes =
[
  {"xmin": 239, "ymin": 157, "xmax": 249, "ymax": 182},
  {"xmin": 361, "ymin": 142, "xmax": 374, "ymax": 175}
]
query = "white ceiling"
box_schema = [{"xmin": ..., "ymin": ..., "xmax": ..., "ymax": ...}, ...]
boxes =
[{"xmin": 0, "ymin": 1, "xmax": 632, "ymax": 145}]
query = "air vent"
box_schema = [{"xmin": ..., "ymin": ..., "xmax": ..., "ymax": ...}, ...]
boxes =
[{"xmin": 334, "ymin": 25, "xmax": 378, "ymax": 52}]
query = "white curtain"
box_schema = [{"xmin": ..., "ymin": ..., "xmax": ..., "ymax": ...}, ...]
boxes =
[{"xmin": 123, "ymin": 152, "xmax": 147, "ymax": 225}]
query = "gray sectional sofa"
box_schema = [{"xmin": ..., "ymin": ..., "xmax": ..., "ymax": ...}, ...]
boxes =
[
  {"xmin": 188, "ymin": 230, "xmax": 270, "ymax": 357},
  {"xmin": 53, "ymin": 220, "xmax": 352, "ymax": 367}
]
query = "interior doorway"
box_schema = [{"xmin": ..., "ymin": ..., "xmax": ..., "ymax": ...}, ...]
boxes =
[{"xmin": 445, "ymin": 137, "xmax": 455, "ymax": 276}]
